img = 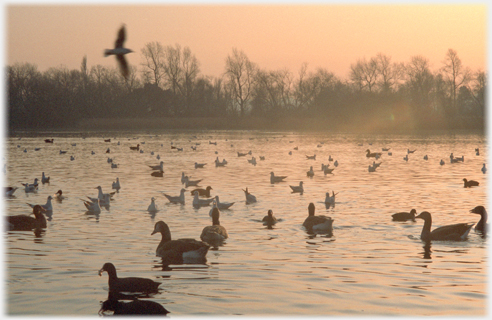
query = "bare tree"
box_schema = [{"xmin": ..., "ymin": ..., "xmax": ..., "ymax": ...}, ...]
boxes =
[
  {"xmin": 350, "ymin": 57, "xmax": 378, "ymax": 92},
  {"xmin": 140, "ymin": 41, "xmax": 165, "ymax": 86},
  {"xmin": 441, "ymin": 49, "xmax": 472, "ymax": 113},
  {"xmin": 374, "ymin": 53, "xmax": 404, "ymax": 93},
  {"xmin": 224, "ymin": 48, "xmax": 257, "ymax": 116}
]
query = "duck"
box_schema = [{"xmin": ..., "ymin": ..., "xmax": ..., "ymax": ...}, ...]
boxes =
[
  {"xmin": 334, "ymin": 160, "xmax": 339, "ymax": 167},
  {"xmin": 306, "ymin": 155, "xmax": 316, "ymax": 160},
  {"xmin": 151, "ymin": 221, "xmax": 210, "ymax": 263},
  {"xmin": 440, "ymin": 159, "xmax": 445, "ymax": 166},
  {"xmin": 195, "ymin": 162, "xmax": 206, "ymax": 169},
  {"xmin": 303, "ymin": 203, "xmax": 334, "ymax": 234},
  {"xmin": 148, "ymin": 161, "xmax": 164, "ymax": 171},
  {"xmin": 54, "ymin": 190, "xmax": 66, "ymax": 202},
  {"xmin": 289, "ymin": 181, "xmax": 304, "ymax": 194},
  {"xmin": 27, "ymin": 195, "xmax": 53, "ymax": 213},
  {"xmin": 270, "ymin": 172, "xmax": 287, "ymax": 184},
  {"xmin": 391, "ymin": 209, "xmax": 417, "ymax": 221},
  {"xmin": 214, "ymin": 195, "xmax": 234, "ymax": 210},
  {"xmin": 129, "ymin": 144, "xmax": 140, "ymax": 151},
  {"xmin": 147, "ymin": 197, "xmax": 158, "ymax": 213},
  {"xmin": 481, "ymin": 163, "xmax": 487, "ymax": 174},
  {"xmin": 325, "ymin": 191, "xmax": 337, "ymax": 205},
  {"xmin": 163, "ymin": 188, "xmax": 186, "ymax": 204},
  {"xmin": 112, "ymin": 177, "xmax": 121, "ymax": 191},
  {"xmin": 6, "ymin": 205, "xmax": 47, "ymax": 231},
  {"xmin": 415, "ymin": 211, "xmax": 474, "ymax": 241},
  {"xmin": 99, "ymin": 294, "xmax": 170, "ymax": 316},
  {"xmin": 366, "ymin": 149, "xmax": 382, "ymax": 158},
  {"xmin": 5, "ymin": 187, "xmax": 17, "ymax": 197},
  {"xmin": 81, "ymin": 198, "xmax": 101, "ymax": 213},
  {"xmin": 262, "ymin": 209, "xmax": 277, "ymax": 227},
  {"xmin": 192, "ymin": 191, "xmax": 214, "ymax": 208},
  {"xmin": 190, "ymin": 186, "xmax": 213, "ymax": 197},
  {"xmin": 44, "ymin": 139, "xmax": 54, "ymax": 143},
  {"xmin": 306, "ymin": 166, "xmax": 314, "ymax": 177},
  {"xmin": 243, "ymin": 188, "xmax": 257, "ymax": 204},
  {"xmin": 470, "ymin": 206, "xmax": 487, "ymax": 234},
  {"xmin": 151, "ymin": 171, "xmax": 164, "ymax": 177},
  {"xmin": 41, "ymin": 172, "xmax": 50, "ymax": 184},
  {"xmin": 463, "ymin": 178, "xmax": 479, "ymax": 188},
  {"xmin": 200, "ymin": 207, "xmax": 228, "ymax": 244},
  {"xmin": 98, "ymin": 262, "xmax": 160, "ymax": 293}
]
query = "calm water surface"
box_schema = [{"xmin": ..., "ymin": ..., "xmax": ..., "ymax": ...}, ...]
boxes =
[{"xmin": 4, "ymin": 130, "xmax": 488, "ymax": 316}]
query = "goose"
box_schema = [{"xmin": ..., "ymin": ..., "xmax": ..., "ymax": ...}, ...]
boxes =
[
  {"xmin": 214, "ymin": 195, "xmax": 234, "ymax": 210},
  {"xmin": 366, "ymin": 149, "xmax": 382, "ymax": 158},
  {"xmin": 270, "ymin": 172, "xmax": 287, "ymax": 184},
  {"xmin": 190, "ymin": 186, "xmax": 213, "ymax": 197},
  {"xmin": 243, "ymin": 188, "xmax": 257, "ymax": 204},
  {"xmin": 200, "ymin": 207, "xmax": 228, "ymax": 243},
  {"xmin": 129, "ymin": 144, "xmax": 140, "ymax": 151},
  {"xmin": 415, "ymin": 211, "xmax": 474, "ymax": 242},
  {"xmin": 463, "ymin": 178, "xmax": 479, "ymax": 188},
  {"xmin": 41, "ymin": 172, "xmax": 50, "ymax": 184},
  {"xmin": 325, "ymin": 191, "xmax": 337, "ymax": 205},
  {"xmin": 391, "ymin": 209, "xmax": 417, "ymax": 221},
  {"xmin": 147, "ymin": 197, "xmax": 159, "ymax": 213},
  {"xmin": 184, "ymin": 177, "xmax": 203, "ymax": 188},
  {"xmin": 104, "ymin": 25, "xmax": 133, "ymax": 79},
  {"xmin": 112, "ymin": 178, "xmax": 121, "ymax": 191},
  {"xmin": 303, "ymin": 203, "xmax": 333, "ymax": 234},
  {"xmin": 7, "ymin": 205, "xmax": 47, "ymax": 231},
  {"xmin": 470, "ymin": 206, "xmax": 487, "ymax": 234},
  {"xmin": 81, "ymin": 198, "xmax": 101, "ymax": 213},
  {"xmin": 192, "ymin": 191, "xmax": 214, "ymax": 208},
  {"xmin": 262, "ymin": 209, "xmax": 277, "ymax": 227},
  {"xmin": 5, "ymin": 187, "xmax": 17, "ymax": 197},
  {"xmin": 163, "ymin": 188, "xmax": 186, "ymax": 204},
  {"xmin": 481, "ymin": 163, "xmax": 487, "ymax": 174},
  {"xmin": 195, "ymin": 162, "xmax": 206, "ymax": 169},
  {"xmin": 289, "ymin": 181, "xmax": 304, "ymax": 194},
  {"xmin": 148, "ymin": 161, "xmax": 164, "ymax": 171},
  {"xmin": 151, "ymin": 171, "xmax": 164, "ymax": 177},
  {"xmin": 99, "ymin": 294, "xmax": 170, "ymax": 316},
  {"xmin": 54, "ymin": 190, "xmax": 66, "ymax": 202},
  {"xmin": 27, "ymin": 195, "xmax": 53, "ymax": 213},
  {"xmin": 306, "ymin": 166, "xmax": 314, "ymax": 177},
  {"xmin": 151, "ymin": 221, "xmax": 209, "ymax": 263},
  {"xmin": 98, "ymin": 262, "xmax": 160, "ymax": 293}
]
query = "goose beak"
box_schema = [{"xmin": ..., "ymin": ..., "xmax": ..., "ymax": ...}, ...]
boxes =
[{"xmin": 98, "ymin": 268, "xmax": 104, "ymax": 276}]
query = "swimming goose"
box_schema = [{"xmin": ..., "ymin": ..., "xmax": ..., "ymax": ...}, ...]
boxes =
[
  {"xmin": 270, "ymin": 172, "xmax": 287, "ymax": 184},
  {"xmin": 99, "ymin": 294, "xmax": 170, "ymax": 316},
  {"xmin": 289, "ymin": 181, "xmax": 304, "ymax": 194},
  {"xmin": 200, "ymin": 207, "xmax": 228, "ymax": 243},
  {"xmin": 481, "ymin": 164, "xmax": 487, "ymax": 174},
  {"xmin": 306, "ymin": 155, "xmax": 316, "ymax": 160},
  {"xmin": 470, "ymin": 206, "xmax": 487, "ymax": 234},
  {"xmin": 306, "ymin": 166, "xmax": 314, "ymax": 177},
  {"xmin": 192, "ymin": 191, "xmax": 214, "ymax": 208},
  {"xmin": 112, "ymin": 178, "xmax": 121, "ymax": 191},
  {"xmin": 98, "ymin": 262, "xmax": 160, "ymax": 293},
  {"xmin": 41, "ymin": 172, "xmax": 50, "ymax": 184},
  {"xmin": 391, "ymin": 209, "xmax": 416, "ymax": 221},
  {"xmin": 163, "ymin": 188, "xmax": 186, "ymax": 204},
  {"xmin": 325, "ymin": 191, "xmax": 337, "ymax": 205},
  {"xmin": 415, "ymin": 211, "xmax": 474, "ymax": 242},
  {"xmin": 190, "ymin": 186, "xmax": 213, "ymax": 197},
  {"xmin": 104, "ymin": 25, "xmax": 133, "ymax": 79},
  {"xmin": 151, "ymin": 221, "xmax": 209, "ymax": 263},
  {"xmin": 463, "ymin": 178, "xmax": 479, "ymax": 188},
  {"xmin": 262, "ymin": 209, "xmax": 277, "ymax": 227},
  {"xmin": 148, "ymin": 161, "xmax": 164, "ymax": 171},
  {"xmin": 5, "ymin": 187, "xmax": 17, "ymax": 197},
  {"xmin": 243, "ymin": 188, "xmax": 257, "ymax": 204},
  {"xmin": 129, "ymin": 144, "xmax": 140, "ymax": 151},
  {"xmin": 195, "ymin": 162, "xmax": 206, "ymax": 169},
  {"xmin": 147, "ymin": 197, "xmax": 158, "ymax": 213},
  {"xmin": 54, "ymin": 190, "xmax": 66, "ymax": 202},
  {"xmin": 27, "ymin": 195, "xmax": 53, "ymax": 213},
  {"xmin": 82, "ymin": 198, "xmax": 101, "ymax": 213},
  {"xmin": 366, "ymin": 149, "xmax": 382, "ymax": 158},
  {"xmin": 7, "ymin": 205, "xmax": 47, "ymax": 231},
  {"xmin": 303, "ymin": 203, "xmax": 333, "ymax": 234},
  {"xmin": 214, "ymin": 195, "xmax": 234, "ymax": 210}
]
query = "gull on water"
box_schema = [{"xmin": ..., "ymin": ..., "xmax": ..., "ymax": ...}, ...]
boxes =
[
  {"xmin": 27, "ymin": 195, "xmax": 53, "ymax": 212},
  {"xmin": 195, "ymin": 162, "xmax": 206, "ymax": 169},
  {"xmin": 41, "ymin": 172, "xmax": 50, "ymax": 184},
  {"xmin": 243, "ymin": 187, "xmax": 257, "ymax": 204},
  {"xmin": 112, "ymin": 177, "xmax": 121, "ymax": 191},
  {"xmin": 214, "ymin": 195, "xmax": 234, "ymax": 210},
  {"xmin": 149, "ymin": 161, "xmax": 164, "ymax": 171},
  {"xmin": 104, "ymin": 25, "xmax": 133, "ymax": 79},
  {"xmin": 163, "ymin": 188, "xmax": 186, "ymax": 204},
  {"xmin": 148, "ymin": 197, "xmax": 159, "ymax": 213},
  {"xmin": 289, "ymin": 181, "xmax": 304, "ymax": 194},
  {"xmin": 270, "ymin": 172, "xmax": 287, "ymax": 184},
  {"xmin": 193, "ymin": 191, "xmax": 214, "ymax": 209}
]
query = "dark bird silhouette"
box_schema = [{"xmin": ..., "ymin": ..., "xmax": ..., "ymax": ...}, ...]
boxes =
[
  {"xmin": 190, "ymin": 186, "xmax": 213, "ymax": 197},
  {"xmin": 129, "ymin": 144, "xmax": 140, "ymax": 151},
  {"xmin": 463, "ymin": 178, "xmax": 479, "ymax": 188},
  {"xmin": 262, "ymin": 209, "xmax": 277, "ymax": 228},
  {"xmin": 415, "ymin": 211, "xmax": 474, "ymax": 242},
  {"xmin": 392, "ymin": 209, "xmax": 417, "ymax": 221},
  {"xmin": 151, "ymin": 171, "xmax": 164, "ymax": 177},
  {"xmin": 98, "ymin": 262, "xmax": 160, "ymax": 293},
  {"xmin": 303, "ymin": 203, "xmax": 333, "ymax": 234},
  {"xmin": 99, "ymin": 293, "xmax": 170, "ymax": 315},
  {"xmin": 470, "ymin": 206, "xmax": 487, "ymax": 235},
  {"xmin": 200, "ymin": 207, "xmax": 228, "ymax": 244},
  {"xmin": 44, "ymin": 139, "xmax": 54, "ymax": 143},
  {"xmin": 6, "ymin": 205, "xmax": 47, "ymax": 231},
  {"xmin": 104, "ymin": 25, "xmax": 133, "ymax": 79}
]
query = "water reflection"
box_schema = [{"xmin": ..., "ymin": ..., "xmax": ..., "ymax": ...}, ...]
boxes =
[
  {"xmin": 99, "ymin": 292, "xmax": 170, "ymax": 316},
  {"xmin": 422, "ymin": 242, "xmax": 432, "ymax": 260}
]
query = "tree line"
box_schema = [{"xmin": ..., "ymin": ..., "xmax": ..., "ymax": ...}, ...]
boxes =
[{"xmin": 7, "ymin": 44, "xmax": 486, "ymax": 133}]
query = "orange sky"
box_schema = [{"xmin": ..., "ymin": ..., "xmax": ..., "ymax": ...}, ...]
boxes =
[{"xmin": 6, "ymin": 4, "xmax": 487, "ymax": 79}]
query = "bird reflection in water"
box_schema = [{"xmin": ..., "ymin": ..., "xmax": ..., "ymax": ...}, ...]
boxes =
[
  {"xmin": 422, "ymin": 241, "xmax": 432, "ymax": 260},
  {"xmin": 99, "ymin": 292, "xmax": 170, "ymax": 316}
]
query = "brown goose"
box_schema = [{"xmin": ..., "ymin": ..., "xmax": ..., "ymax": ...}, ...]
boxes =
[
  {"xmin": 463, "ymin": 178, "xmax": 479, "ymax": 188},
  {"xmin": 415, "ymin": 211, "xmax": 474, "ymax": 242},
  {"xmin": 7, "ymin": 205, "xmax": 47, "ymax": 231},
  {"xmin": 392, "ymin": 209, "xmax": 417, "ymax": 221},
  {"xmin": 98, "ymin": 262, "xmax": 160, "ymax": 293},
  {"xmin": 470, "ymin": 206, "xmax": 487, "ymax": 234},
  {"xmin": 151, "ymin": 221, "xmax": 209, "ymax": 263},
  {"xmin": 366, "ymin": 149, "xmax": 382, "ymax": 158},
  {"xmin": 200, "ymin": 207, "xmax": 228, "ymax": 244},
  {"xmin": 303, "ymin": 203, "xmax": 333, "ymax": 234}
]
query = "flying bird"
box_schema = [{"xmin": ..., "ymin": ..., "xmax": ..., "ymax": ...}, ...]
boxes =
[{"xmin": 104, "ymin": 25, "xmax": 133, "ymax": 79}]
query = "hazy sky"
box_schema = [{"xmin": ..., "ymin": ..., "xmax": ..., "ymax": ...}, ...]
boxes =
[{"xmin": 6, "ymin": 3, "xmax": 487, "ymax": 80}]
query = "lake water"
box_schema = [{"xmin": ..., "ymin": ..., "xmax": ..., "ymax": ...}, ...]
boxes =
[{"xmin": 3, "ymin": 130, "xmax": 488, "ymax": 316}]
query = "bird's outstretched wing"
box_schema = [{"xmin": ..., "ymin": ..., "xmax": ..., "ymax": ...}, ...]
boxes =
[
  {"xmin": 116, "ymin": 55, "xmax": 129, "ymax": 79},
  {"xmin": 115, "ymin": 25, "xmax": 126, "ymax": 48}
]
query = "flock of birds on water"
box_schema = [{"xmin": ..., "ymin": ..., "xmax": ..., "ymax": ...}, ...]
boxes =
[{"xmin": 5, "ymin": 132, "xmax": 488, "ymax": 315}]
